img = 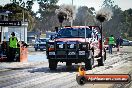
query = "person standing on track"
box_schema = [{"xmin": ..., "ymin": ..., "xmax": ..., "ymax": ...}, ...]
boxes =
[{"xmin": 9, "ymin": 32, "xmax": 18, "ymax": 61}]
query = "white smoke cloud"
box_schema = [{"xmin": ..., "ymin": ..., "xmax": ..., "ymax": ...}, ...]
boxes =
[
  {"xmin": 96, "ymin": 7, "xmax": 113, "ymax": 22},
  {"xmin": 55, "ymin": 4, "xmax": 76, "ymax": 21}
]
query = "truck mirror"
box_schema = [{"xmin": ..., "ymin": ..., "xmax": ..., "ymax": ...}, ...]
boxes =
[
  {"xmin": 97, "ymin": 35, "xmax": 99, "ymax": 40},
  {"xmin": 55, "ymin": 27, "xmax": 58, "ymax": 33},
  {"xmin": 50, "ymin": 35, "xmax": 53, "ymax": 40}
]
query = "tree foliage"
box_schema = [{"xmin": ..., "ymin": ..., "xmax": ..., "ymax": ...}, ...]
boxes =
[
  {"xmin": 10, "ymin": 0, "xmax": 34, "ymax": 11},
  {"xmin": 74, "ymin": 6, "xmax": 96, "ymax": 26},
  {"xmin": 34, "ymin": 0, "xmax": 59, "ymax": 32},
  {"xmin": 8, "ymin": 0, "xmax": 36, "ymax": 31},
  {"xmin": 123, "ymin": 9, "xmax": 132, "ymax": 37},
  {"xmin": 9, "ymin": 0, "xmax": 59, "ymax": 32},
  {"xmin": 101, "ymin": 0, "xmax": 132, "ymax": 38},
  {"xmin": 6, "ymin": 0, "xmax": 132, "ymax": 39}
]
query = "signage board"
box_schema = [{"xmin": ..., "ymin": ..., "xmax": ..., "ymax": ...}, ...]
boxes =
[{"xmin": 0, "ymin": 21, "xmax": 21, "ymax": 26}]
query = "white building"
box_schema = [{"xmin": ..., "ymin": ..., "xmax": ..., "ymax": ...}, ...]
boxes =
[{"xmin": 0, "ymin": 12, "xmax": 28, "ymax": 43}]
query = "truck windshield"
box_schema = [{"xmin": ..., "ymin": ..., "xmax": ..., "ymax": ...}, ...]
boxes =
[{"xmin": 57, "ymin": 28, "xmax": 92, "ymax": 38}]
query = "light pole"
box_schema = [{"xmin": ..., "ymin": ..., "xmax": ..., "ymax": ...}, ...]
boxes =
[
  {"xmin": 19, "ymin": 8, "xmax": 25, "ymax": 43},
  {"xmin": 23, "ymin": 9, "xmax": 25, "ymax": 42},
  {"xmin": 100, "ymin": 22, "xmax": 103, "ymax": 59},
  {"xmin": 71, "ymin": 0, "xmax": 73, "ymax": 26},
  {"xmin": 96, "ymin": 12, "xmax": 107, "ymax": 66},
  {"xmin": 17, "ymin": 1, "xmax": 25, "ymax": 43},
  {"xmin": 96, "ymin": 7, "xmax": 113, "ymax": 66}
]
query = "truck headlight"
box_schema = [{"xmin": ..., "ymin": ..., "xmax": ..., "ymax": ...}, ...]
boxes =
[
  {"xmin": 56, "ymin": 42, "xmax": 65, "ymax": 49},
  {"xmin": 70, "ymin": 44, "xmax": 74, "ymax": 48},
  {"xmin": 67, "ymin": 41, "xmax": 77, "ymax": 49},
  {"xmin": 59, "ymin": 44, "xmax": 63, "ymax": 48}
]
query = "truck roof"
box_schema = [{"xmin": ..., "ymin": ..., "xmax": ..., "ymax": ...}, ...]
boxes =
[{"xmin": 64, "ymin": 26, "xmax": 100, "ymax": 29}]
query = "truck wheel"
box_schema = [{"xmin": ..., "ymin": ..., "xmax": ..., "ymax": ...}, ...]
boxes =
[
  {"xmin": 91, "ymin": 51, "xmax": 94, "ymax": 65},
  {"xmin": 104, "ymin": 49, "xmax": 106, "ymax": 61},
  {"xmin": 91, "ymin": 48, "xmax": 94, "ymax": 65},
  {"xmin": 35, "ymin": 48, "xmax": 37, "ymax": 51},
  {"xmin": 85, "ymin": 51, "xmax": 94, "ymax": 70},
  {"xmin": 97, "ymin": 56, "xmax": 104, "ymax": 66},
  {"xmin": 49, "ymin": 59, "xmax": 57, "ymax": 70},
  {"xmin": 40, "ymin": 49, "xmax": 43, "ymax": 51},
  {"xmin": 66, "ymin": 62, "xmax": 72, "ymax": 66},
  {"xmin": 85, "ymin": 59, "xmax": 92, "ymax": 70},
  {"xmin": 66, "ymin": 62, "xmax": 72, "ymax": 69}
]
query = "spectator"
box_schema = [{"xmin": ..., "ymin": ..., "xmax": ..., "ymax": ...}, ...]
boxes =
[
  {"xmin": 119, "ymin": 36, "xmax": 123, "ymax": 47},
  {"xmin": 116, "ymin": 38, "xmax": 120, "ymax": 51},
  {"xmin": 108, "ymin": 35, "xmax": 115, "ymax": 54}
]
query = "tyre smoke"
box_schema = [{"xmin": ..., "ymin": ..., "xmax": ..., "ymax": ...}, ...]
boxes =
[{"xmin": 96, "ymin": 7, "xmax": 113, "ymax": 22}]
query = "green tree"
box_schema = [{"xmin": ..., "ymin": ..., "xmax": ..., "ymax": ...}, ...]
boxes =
[
  {"xmin": 34, "ymin": 0, "xmax": 59, "ymax": 32},
  {"xmin": 74, "ymin": 6, "xmax": 96, "ymax": 26},
  {"xmin": 123, "ymin": 9, "xmax": 132, "ymax": 37},
  {"xmin": 101, "ymin": 0, "xmax": 125, "ymax": 38},
  {"xmin": 10, "ymin": 0, "xmax": 34, "ymax": 11},
  {"xmin": 9, "ymin": 0, "xmax": 36, "ymax": 31}
]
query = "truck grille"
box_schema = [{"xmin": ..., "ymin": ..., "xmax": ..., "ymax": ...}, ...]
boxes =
[{"xmin": 47, "ymin": 41, "xmax": 90, "ymax": 59}]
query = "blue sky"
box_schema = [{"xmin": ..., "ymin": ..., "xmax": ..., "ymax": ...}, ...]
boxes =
[{"xmin": 0, "ymin": 0, "xmax": 132, "ymax": 12}]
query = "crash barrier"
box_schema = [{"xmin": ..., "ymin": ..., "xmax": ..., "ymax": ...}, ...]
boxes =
[
  {"xmin": 0, "ymin": 41, "xmax": 28, "ymax": 62},
  {"xmin": 20, "ymin": 45, "xmax": 28, "ymax": 62}
]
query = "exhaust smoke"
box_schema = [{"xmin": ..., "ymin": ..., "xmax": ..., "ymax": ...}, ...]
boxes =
[
  {"xmin": 96, "ymin": 7, "xmax": 113, "ymax": 22},
  {"xmin": 55, "ymin": 4, "xmax": 76, "ymax": 23}
]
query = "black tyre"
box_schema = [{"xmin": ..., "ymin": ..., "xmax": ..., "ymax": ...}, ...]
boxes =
[
  {"xmin": 35, "ymin": 48, "xmax": 37, "ymax": 51},
  {"xmin": 66, "ymin": 62, "xmax": 72, "ymax": 70},
  {"xmin": 49, "ymin": 59, "xmax": 57, "ymax": 70},
  {"xmin": 66, "ymin": 62, "xmax": 72, "ymax": 66},
  {"xmin": 40, "ymin": 49, "xmax": 43, "ymax": 51},
  {"xmin": 91, "ymin": 48, "xmax": 94, "ymax": 65},
  {"xmin": 85, "ymin": 51, "xmax": 94, "ymax": 70},
  {"xmin": 91, "ymin": 53, "xmax": 94, "ymax": 65},
  {"xmin": 104, "ymin": 49, "xmax": 106, "ymax": 61},
  {"xmin": 85, "ymin": 59, "xmax": 92, "ymax": 70},
  {"xmin": 97, "ymin": 56, "xmax": 104, "ymax": 66}
]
